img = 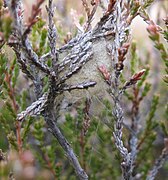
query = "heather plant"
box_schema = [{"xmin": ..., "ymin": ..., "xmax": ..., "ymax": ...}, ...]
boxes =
[{"xmin": 0, "ymin": 0, "xmax": 168, "ymax": 180}]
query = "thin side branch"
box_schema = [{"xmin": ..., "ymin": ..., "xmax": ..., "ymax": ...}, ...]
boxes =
[{"xmin": 147, "ymin": 138, "xmax": 168, "ymax": 180}]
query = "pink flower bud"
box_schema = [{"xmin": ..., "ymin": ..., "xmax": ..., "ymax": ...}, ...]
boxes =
[
  {"xmin": 131, "ymin": 69, "xmax": 146, "ymax": 81},
  {"xmin": 98, "ymin": 65, "xmax": 110, "ymax": 81},
  {"xmin": 147, "ymin": 21, "xmax": 161, "ymax": 35}
]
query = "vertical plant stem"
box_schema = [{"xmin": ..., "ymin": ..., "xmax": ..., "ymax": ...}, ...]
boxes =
[
  {"xmin": 44, "ymin": 154, "xmax": 57, "ymax": 178},
  {"xmin": 5, "ymin": 72, "xmax": 22, "ymax": 154},
  {"xmin": 129, "ymin": 86, "xmax": 139, "ymax": 165},
  {"xmin": 80, "ymin": 130, "xmax": 86, "ymax": 170}
]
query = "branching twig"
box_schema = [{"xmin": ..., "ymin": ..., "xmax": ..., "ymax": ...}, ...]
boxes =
[
  {"xmin": 99, "ymin": 0, "xmax": 145, "ymax": 179},
  {"xmin": 24, "ymin": 0, "xmax": 45, "ymax": 35},
  {"xmin": 146, "ymin": 138, "xmax": 168, "ymax": 180},
  {"xmin": 46, "ymin": 0, "xmax": 58, "ymax": 70},
  {"xmin": 17, "ymin": 93, "xmax": 47, "ymax": 121},
  {"xmin": 62, "ymin": 81, "xmax": 96, "ymax": 92},
  {"xmin": 8, "ymin": 1, "xmax": 90, "ymax": 179}
]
